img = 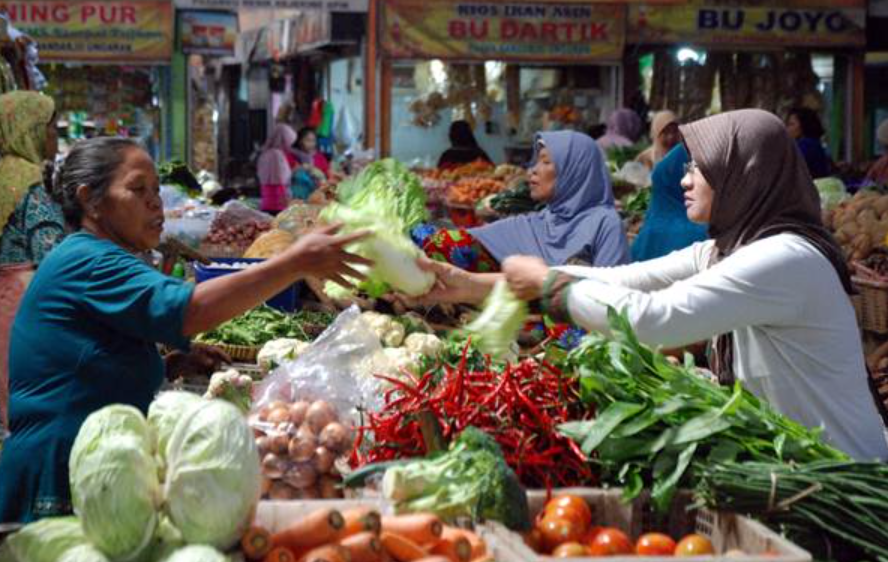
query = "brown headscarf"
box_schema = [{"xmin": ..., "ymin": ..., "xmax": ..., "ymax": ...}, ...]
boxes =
[{"xmin": 679, "ymin": 109, "xmax": 853, "ymax": 385}]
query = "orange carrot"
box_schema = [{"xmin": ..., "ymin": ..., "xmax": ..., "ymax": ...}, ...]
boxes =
[
  {"xmin": 338, "ymin": 507, "xmax": 382, "ymax": 538},
  {"xmin": 381, "ymin": 532, "xmax": 428, "ymax": 562},
  {"xmin": 272, "ymin": 508, "xmax": 345, "ymax": 552},
  {"xmin": 469, "ymin": 556, "xmax": 494, "ymax": 562},
  {"xmin": 264, "ymin": 547, "xmax": 298, "ymax": 562},
  {"xmin": 298, "ymin": 544, "xmax": 349, "ymax": 562},
  {"xmin": 339, "ymin": 531, "xmax": 383, "ymax": 562},
  {"xmin": 442, "ymin": 528, "xmax": 485, "ymax": 560},
  {"xmin": 430, "ymin": 532, "xmax": 471, "ymax": 562},
  {"xmin": 412, "ymin": 557, "xmax": 452, "ymax": 562},
  {"xmin": 381, "ymin": 515, "xmax": 443, "ymax": 546},
  {"xmin": 243, "ymin": 526, "xmax": 274, "ymax": 561}
]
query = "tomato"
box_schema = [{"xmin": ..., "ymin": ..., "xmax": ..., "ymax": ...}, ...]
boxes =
[
  {"xmin": 552, "ymin": 542, "xmax": 590, "ymax": 558},
  {"xmin": 636, "ymin": 533, "xmax": 677, "ymax": 556},
  {"xmin": 588, "ymin": 527, "xmax": 633, "ymax": 557},
  {"xmin": 547, "ymin": 505, "xmax": 591, "ymax": 529},
  {"xmin": 538, "ymin": 516, "xmax": 586, "ymax": 552},
  {"xmin": 523, "ymin": 528, "xmax": 544, "ymax": 553},
  {"xmin": 675, "ymin": 534, "xmax": 715, "ymax": 557},
  {"xmin": 582, "ymin": 526, "xmax": 604, "ymax": 547},
  {"xmin": 545, "ymin": 495, "xmax": 593, "ymax": 529}
]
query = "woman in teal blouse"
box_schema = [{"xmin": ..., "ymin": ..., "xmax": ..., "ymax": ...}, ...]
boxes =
[{"xmin": 0, "ymin": 137, "xmax": 369, "ymax": 523}]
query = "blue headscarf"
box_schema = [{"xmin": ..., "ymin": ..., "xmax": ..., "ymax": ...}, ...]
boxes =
[
  {"xmin": 471, "ymin": 131, "xmax": 629, "ymax": 266},
  {"xmin": 630, "ymin": 144, "xmax": 708, "ymax": 262}
]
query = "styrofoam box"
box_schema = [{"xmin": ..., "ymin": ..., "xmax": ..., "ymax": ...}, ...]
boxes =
[{"xmin": 478, "ymin": 488, "xmax": 812, "ymax": 562}]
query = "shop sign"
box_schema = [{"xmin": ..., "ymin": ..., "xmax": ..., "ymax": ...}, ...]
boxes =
[
  {"xmin": 179, "ymin": 9, "xmax": 237, "ymax": 56},
  {"xmin": 381, "ymin": 0, "xmax": 626, "ymax": 62},
  {"xmin": 0, "ymin": 0, "xmax": 174, "ymax": 62},
  {"xmin": 173, "ymin": 0, "xmax": 367, "ymax": 11},
  {"xmin": 628, "ymin": 1, "xmax": 866, "ymax": 48}
]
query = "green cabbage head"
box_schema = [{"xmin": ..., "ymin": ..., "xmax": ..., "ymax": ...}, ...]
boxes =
[
  {"xmin": 148, "ymin": 391, "xmax": 202, "ymax": 464},
  {"xmin": 160, "ymin": 545, "xmax": 229, "ymax": 562},
  {"xmin": 163, "ymin": 399, "xmax": 261, "ymax": 550},
  {"xmin": 58, "ymin": 544, "xmax": 110, "ymax": 562},
  {"xmin": 69, "ymin": 406, "xmax": 160, "ymax": 562},
  {"xmin": 0, "ymin": 517, "xmax": 86, "ymax": 562}
]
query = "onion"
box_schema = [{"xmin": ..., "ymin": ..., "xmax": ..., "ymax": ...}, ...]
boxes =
[
  {"xmin": 289, "ymin": 433, "xmax": 316, "ymax": 463},
  {"xmin": 318, "ymin": 476, "xmax": 342, "ymax": 499},
  {"xmin": 306, "ymin": 400, "xmax": 337, "ymax": 433},
  {"xmin": 267, "ymin": 407, "xmax": 290, "ymax": 426},
  {"xmin": 269, "ymin": 432, "xmax": 290, "ymax": 455},
  {"xmin": 319, "ymin": 422, "xmax": 350, "ymax": 454},
  {"xmin": 255, "ymin": 436, "xmax": 271, "ymax": 456},
  {"xmin": 313, "ymin": 446, "xmax": 336, "ymax": 474},
  {"xmin": 283, "ymin": 463, "xmax": 318, "ymax": 489},
  {"xmin": 295, "ymin": 486, "xmax": 320, "ymax": 500},
  {"xmin": 261, "ymin": 453, "xmax": 286, "ymax": 479},
  {"xmin": 268, "ymin": 481, "xmax": 298, "ymax": 500},
  {"xmin": 288, "ymin": 401, "xmax": 310, "ymax": 426},
  {"xmin": 260, "ymin": 477, "xmax": 272, "ymax": 497},
  {"xmin": 258, "ymin": 405, "xmax": 272, "ymax": 422}
]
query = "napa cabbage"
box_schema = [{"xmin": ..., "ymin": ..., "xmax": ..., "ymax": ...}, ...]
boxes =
[
  {"xmin": 163, "ymin": 399, "xmax": 261, "ymax": 550},
  {"xmin": 463, "ymin": 280, "xmax": 528, "ymax": 361}
]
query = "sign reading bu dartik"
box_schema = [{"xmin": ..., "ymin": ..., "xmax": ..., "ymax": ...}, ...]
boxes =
[
  {"xmin": 382, "ymin": 0, "xmax": 625, "ymax": 63},
  {"xmin": 629, "ymin": 0, "xmax": 865, "ymax": 48},
  {"xmin": 0, "ymin": 0, "xmax": 174, "ymax": 62}
]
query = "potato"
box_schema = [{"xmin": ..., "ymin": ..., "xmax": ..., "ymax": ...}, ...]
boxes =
[
  {"xmin": 840, "ymin": 222, "xmax": 861, "ymax": 239},
  {"xmin": 857, "ymin": 209, "xmax": 879, "ymax": 228},
  {"xmin": 874, "ymin": 196, "xmax": 888, "ymax": 215}
]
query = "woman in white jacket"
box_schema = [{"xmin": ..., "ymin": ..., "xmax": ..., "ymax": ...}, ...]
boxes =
[{"xmin": 420, "ymin": 109, "xmax": 888, "ymax": 461}]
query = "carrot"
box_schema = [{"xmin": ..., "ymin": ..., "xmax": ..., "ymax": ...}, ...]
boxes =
[
  {"xmin": 299, "ymin": 544, "xmax": 349, "ymax": 562},
  {"xmin": 272, "ymin": 508, "xmax": 346, "ymax": 552},
  {"xmin": 381, "ymin": 532, "xmax": 428, "ymax": 562},
  {"xmin": 340, "ymin": 531, "xmax": 383, "ymax": 562},
  {"xmin": 264, "ymin": 547, "xmax": 298, "ymax": 562},
  {"xmin": 381, "ymin": 515, "xmax": 443, "ymax": 546},
  {"xmin": 338, "ymin": 507, "xmax": 382, "ymax": 538},
  {"xmin": 243, "ymin": 526, "xmax": 274, "ymax": 560},
  {"xmin": 412, "ymin": 558, "xmax": 451, "ymax": 562},
  {"xmin": 469, "ymin": 556, "xmax": 494, "ymax": 562},
  {"xmin": 442, "ymin": 528, "xmax": 485, "ymax": 559},
  {"xmin": 430, "ymin": 532, "xmax": 471, "ymax": 562}
]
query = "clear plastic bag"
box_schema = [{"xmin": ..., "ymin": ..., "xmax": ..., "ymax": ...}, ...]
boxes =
[{"xmin": 249, "ymin": 307, "xmax": 385, "ymax": 500}]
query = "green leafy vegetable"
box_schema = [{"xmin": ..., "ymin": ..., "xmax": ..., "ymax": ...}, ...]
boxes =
[
  {"xmin": 336, "ymin": 159, "xmax": 429, "ymax": 230},
  {"xmin": 159, "ymin": 545, "xmax": 230, "ymax": 562},
  {"xmin": 58, "ymin": 544, "xmax": 110, "ymax": 562},
  {"xmin": 463, "ymin": 280, "xmax": 528, "ymax": 361},
  {"xmin": 0, "ymin": 517, "xmax": 87, "ymax": 562},
  {"xmin": 196, "ymin": 306, "xmax": 321, "ymax": 347}
]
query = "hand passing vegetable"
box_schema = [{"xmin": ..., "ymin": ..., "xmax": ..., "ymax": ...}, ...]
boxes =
[
  {"xmin": 285, "ymin": 224, "xmax": 373, "ymax": 289},
  {"xmin": 501, "ymin": 256, "xmax": 549, "ymax": 301}
]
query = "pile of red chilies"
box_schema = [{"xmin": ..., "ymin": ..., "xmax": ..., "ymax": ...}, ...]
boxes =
[{"xmin": 350, "ymin": 350, "xmax": 596, "ymax": 489}]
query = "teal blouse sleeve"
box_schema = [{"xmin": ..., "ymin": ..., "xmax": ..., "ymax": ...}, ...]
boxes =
[{"xmin": 82, "ymin": 248, "xmax": 195, "ymax": 350}]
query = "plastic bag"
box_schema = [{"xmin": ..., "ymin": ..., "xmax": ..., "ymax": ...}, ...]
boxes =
[
  {"xmin": 215, "ymin": 201, "xmax": 273, "ymax": 229},
  {"xmin": 272, "ymin": 203, "xmax": 324, "ymax": 235},
  {"xmin": 249, "ymin": 307, "xmax": 385, "ymax": 500}
]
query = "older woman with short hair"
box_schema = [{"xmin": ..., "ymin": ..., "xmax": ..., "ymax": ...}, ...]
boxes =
[{"xmin": 0, "ymin": 137, "xmax": 370, "ymax": 523}]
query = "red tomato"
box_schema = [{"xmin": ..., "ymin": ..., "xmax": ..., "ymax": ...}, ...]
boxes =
[
  {"xmin": 545, "ymin": 495, "xmax": 593, "ymax": 529},
  {"xmin": 588, "ymin": 528, "xmax": 633, "ymax": 557},
  {"xmin": 523, "ymin": 528, "xmax": 544, "ymax": 553},
  {"xmin": 636, "ymin": 533, "xmax": 677, "ymax": 556},
  {"xmin": 538, "ymin": 517, "xmax": 586, "ymax": 553},
  {"xmin": 582, "ymin": 526, "xmax": 604, "ymax": 547},
  {"xmin": 552, "ymin": 542, "xmax": 590, "ymax": 558},
  {"xmin": 547, "ymin": 505, "xmax": 591, "ymax": 530},
  {"xmin": 675, "ymin": 534, "xmax": 715, "ymax": 557}
]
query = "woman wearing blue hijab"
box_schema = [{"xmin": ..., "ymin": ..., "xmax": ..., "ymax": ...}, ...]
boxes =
[
  {"xmin": 630, "ymin": 145, "xmax": 708, "ymax": 262},
  {"xmin": 416, "ymin": 131, "xmax": 629, "ymax": 270}
]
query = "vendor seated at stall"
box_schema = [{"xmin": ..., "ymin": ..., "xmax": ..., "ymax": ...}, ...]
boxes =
[
  {"xmin": 0, "ymin": 137, "xmax": 371, "ymax": 523},
  {"xmin": 635, "ymin": 110, "xmax": 680, "ymax": 171},
  {"xmin": 437, "ymin": 120, "xmax": 492, "ymax": 170},
  {"xmin": 416, "ymin": 131, "xmax": 629, "ymax": 274},
  {"xmin": 416, "ymin": 110, "xmax": 888, "ymax": 461}
]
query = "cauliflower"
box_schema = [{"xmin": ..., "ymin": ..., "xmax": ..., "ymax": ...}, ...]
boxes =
[
  {"xmin": 204, "ymin": 368, "xmax": 253, "ymax": 413},
  {"xmin": 383, "ymin": 347, "xmax": 420, "ymax": 376},
  {"xmin": 404, "ymin": 333, "xmax": 443, "ymax": 357},
  {"xmin": 360, "ymin": 312, "xmax": 405, "ymax": 347},
  {"xmin": 257, "ymin": 338, "xmax": 310, "ymax": 371}
]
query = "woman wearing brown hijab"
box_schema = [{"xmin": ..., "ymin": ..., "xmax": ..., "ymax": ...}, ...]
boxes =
[{"xmin": 429, "ymin": 109, "xmax": 887, "ymax": 460}]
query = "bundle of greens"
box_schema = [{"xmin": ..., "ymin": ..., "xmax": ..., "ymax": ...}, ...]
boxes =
[
  {"xmin": 696, "ymin": 461, "xmax": 888, "ymax": 562},
  {"xmin": 488, "ymin": 180, "xmax": 542, "ymax": 216},
  {"xmin": 558, "ymin": 308, "xmax": 847, "ymax": 512},
  {"xmin": 361, "ymin": 427, "xmax": 530, "ymax": 531},
  {"xmin": 321, "ymin": 160, "xmax": 434, "ymax": 300},
  {"xmin": 620, "ymin": 188, "xmax": 651, "ymax": 220},
  {"xmin": 159, "ymin": 161, "xmax": 202, "ymax": 197},
  {"xmin": 196, "ymin": 306, "xmax": 306, "ymax": 347}
]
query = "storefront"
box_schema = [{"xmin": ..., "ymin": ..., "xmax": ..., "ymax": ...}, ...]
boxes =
[
  {"xmin": 625, "ymin": 0, "xmax": 867, "ymax": 162},
  {"xmin": 373, "ymin": 0, "xmax": 628, "ymax": 164},
  {"xmin": 2, "ymin": 0, "xmax": 175, "ymax": 159}
]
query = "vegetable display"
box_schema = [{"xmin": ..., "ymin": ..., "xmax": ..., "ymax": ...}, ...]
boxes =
[
  {"xmin": 159, "ymin": 161, "xmax": 202, "ymax": 198},
  {"xmin": 826, "ymin": 189, "xmax": 888, "ymax": 262},
  {"xmin": 447, "ymin": 178, "xmax": 506, "ymax": 206},
  {"xmin": 558, "ymin": 309, "xmax": 847, "ymax": 512},
  {"xmin": 204, "ymin": 368, "xmax": 254, "ymax": 413},
  {"xmin": 696, "ymin": 460, "xmax": 888, "ymax": 562},
  {"xmin": 335, "ymin": 158, "xmax": 430, "ymax": 231},
  {"xmin": 197, "ymin": 306, "xmax": 327, "ymax": 347},
  {"xmin": 352, "ymin": 353, "xmax": 594, "ymax": 489},
  {"xmin": 488, "ymin": 180, "xmax": 541, "ymax": 216},
  {"xmin": 204, "ymin": 218, "xmax": 271, "ymax": 248},
  {"xmin": 0, "ymin": 517, "xmax": 87, "ymax": 562}
]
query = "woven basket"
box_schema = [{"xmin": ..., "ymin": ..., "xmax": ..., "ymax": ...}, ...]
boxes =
[
  {"xmin": 852, "ymin": 275, "xmax": 888, "ymax": 334},
  {"xmin": 216, "ymin": 343, "xmax": 260, "ymax": 363}
]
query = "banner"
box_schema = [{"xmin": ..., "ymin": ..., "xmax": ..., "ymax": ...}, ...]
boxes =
[
  {"xmin": 629, "ymin": 1, "xmax": 866, "ymax": 48},
  {"xmin": 382, "ymin": 0, "xmax": 625, "ymax": 62},
  {"xmin": 173, "ymin": 0, "xmax": 367, "ymax": 10},
  {"xmin": 0, "ymin": 0, "xmax": 173, "ymax": 62},
  {"xmin": 179, "ymin": 9, "xmax": 237, "ymax": 55}
]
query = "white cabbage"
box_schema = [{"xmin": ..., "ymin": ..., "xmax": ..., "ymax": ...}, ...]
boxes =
[
  {"xmin": 163, "ymin": 400, "xmax": 261, "ymax": 550},
  {"xmin": 69, "ymin": 407, "xmax": 160, "ymax": 562},
  {"xmin": 0, "ymin": 517, "xmax": 86, "ymax": 562},
  {"xmin": 58, "ymin": 544, "xmax": 110, "ymax": 562},
  {"xmin": 148, "ymin": 391, "xmax": 202, "ymax": 464},
  {"xmin": 160, "ymin": 545, "xmax": 229, "ymax": 562}
]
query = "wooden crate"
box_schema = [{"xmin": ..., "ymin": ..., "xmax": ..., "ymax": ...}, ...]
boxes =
[{"xmin": 478, "ymin": 488, "xmax": 811, "ymax": 562}]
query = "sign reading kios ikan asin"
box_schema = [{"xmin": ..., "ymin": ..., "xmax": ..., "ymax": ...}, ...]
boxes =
[
  {"xmin": 382, "ymin": 0, "xmax": 626, "ymax": 62},
  {"xmin": 629, "ymin": 0, "xmax": 865, "ymax": 48},
  {"xmin": 0, "ymin": 0, "xmax": 174, "ymax": 62}
]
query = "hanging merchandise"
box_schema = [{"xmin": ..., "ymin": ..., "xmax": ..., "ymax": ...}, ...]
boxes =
[
  {"xmin": 317, "ymin": 101, "xmax": 335, "ymax": 156},
  {"xmin": 308, "ymin": 98, "xmax": 324, "ymax": 129}
]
